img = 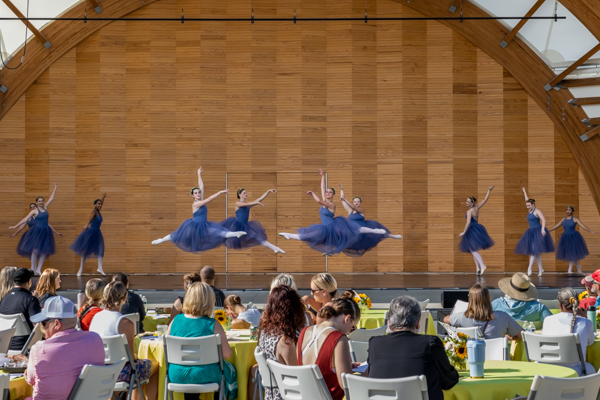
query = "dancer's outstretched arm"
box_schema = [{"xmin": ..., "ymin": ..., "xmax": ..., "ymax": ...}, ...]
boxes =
[
  {"xmin": 83, "ymin": 210, "xmax": 98, "ymax": 230},
  {"xmin": 307, "ymin": 191, "xmax": 333, "ymax": 208},
  {"xmin": 338, "ymin": 184, "xmax": 353, "ymax": 214},
  {"xmin": 255, "ymin": 189, "xmax": 276, "ymax": 203},
  {"xmin": 46, "ymin": 183, "xmax": 58, "ymax": 208},
  {"xmin": 100, "ymin": 193, "xmax": 107, "ymax": 207},
  {"xmin": 458, "ymin": 211, "xmax": 473, "ymax": 237},
  {"xmin": 238, "ymin": 189, "xmax": 276, "ymax": 208},
  {"xmin": 574, "ymin": 218, "xmax": 597, "ymax": 234},
  {"xmin": 197, "ymin": 189, "xmax": 228, "ymax": 207},
  {"xmin": 9, "ymin": 210, "xmax": 37, "ymax": 230},
  {"xmin": 476, "ymin": 185, "xmax": 494, "ymax": 209},
  {"xmin": 319, "ymin": 169, "xmax": 326, "ymax": 201},
  {"xmin": 49, "ymin": 224, "xmax": 62, "ymax": 236},
  {"xmin": 521, "ymin": 187, "xmax": 529, "ymax": 202},
  {"xmin": 197, "ymin": 167, "xmax": 205, "ymax": 200},
  {"xmin": 548, "ymin": 218, "xmax": 565, "ymax": 232},
  {"xmin": 9, "ymin": 221, "xmax": 28, "ymax": 238}
]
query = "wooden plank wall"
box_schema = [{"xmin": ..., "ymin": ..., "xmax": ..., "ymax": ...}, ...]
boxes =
[{"xmin": 1, "ymin": 0, "xmax": 600, "ymax": 280}]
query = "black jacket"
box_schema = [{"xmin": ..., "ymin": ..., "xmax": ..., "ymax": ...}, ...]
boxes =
[
  {"xmin": 0, "ymin": 287, "xmax": 41, "ymax": 351},
  {"xmin": 120, "ymin": 290, "xmax": 146, "ymax": 333}
]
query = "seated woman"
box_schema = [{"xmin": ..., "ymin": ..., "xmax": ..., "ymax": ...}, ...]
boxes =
[
  {"xmin": 301, "ymin": 273, "xmax": 338, "ymax": 324},
  {"xmin": 77, "ymin": 278, "xmax": 106, "ymax": 331},
  {"xmin": 297, "ymin": 297, "xmax": 360, "ymax": 400},
  {"xmin": 443, "ymin": 283, "xmax": 522, "ymax": 340},
  {"xmin": 36, "ymin": 268, "xmax": 61, "ymax": 307},
  {"xmin": 89, "ymin": 281, "xmax": 158, "ymax": 400},
  {"xmin": 167, "ymin": 282, "xmax": 238, "ymax": 400},
  {"xmin": 271, "ymin": 273, "xmax": 313, "ymax": 326},
  {"xmin": 224, "ymin": 294, "xmax": 262, "ymax": 328},
  {"xmin": 542, "ymin": 287, "xmax": 595, "ymax": 376},
  {"xmin": 256, "ymin": 285, "xmax": 307, "ymax": 400},
  {"xmin": 169, "ymin": 272, "xmax": 202, "ymax": 323}
]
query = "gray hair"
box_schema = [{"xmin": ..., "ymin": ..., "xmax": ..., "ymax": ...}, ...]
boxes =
[
  {"xmin": 270, "ymin": 273, "xmax": 297, "ymax": 291},
  {"xmin": 388, "ymin": 296, "xmax": 421, "ymax": 331}
]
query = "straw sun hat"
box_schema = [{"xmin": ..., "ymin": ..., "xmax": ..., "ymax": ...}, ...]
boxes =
[{"xmin": 498, "ymin": 272, "xmax": 538, "ymax": 301}]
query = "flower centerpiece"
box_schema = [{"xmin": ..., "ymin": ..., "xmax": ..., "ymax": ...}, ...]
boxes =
[
  {"xmin": 579, "ymin": 291, "xmax": 589, "ymax": 301},
  {"xmin": 214, "ymin": 309, "xmax": 232, "ymax": 331},
  {"xmin": 353, "ymin": 293, "xmax": 372, "ymax": 314},
  {"xmin": 443, "ymin": 332, "xmax": 468, "ymax": 371}
]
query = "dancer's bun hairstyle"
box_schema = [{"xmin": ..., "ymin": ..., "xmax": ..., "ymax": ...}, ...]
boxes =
[
  {"xmin": 328, "ymin": 187, "xmax": 336, "ymax": 195},
  {"xmin": 94, "ymin": 198, "xmax": 102, "ymax": 205},
  {"xmin": 566, "ymin": 205, "xmax": 575, "ymax": 212},
  {"xmin": 190, "ymin": 187, "xmax": 200, "ymax": 195},
  {"xmin": 526, "ymin": 198, "xmax": 536, "ymax": 204},
  {"xmin": 237, "ymin": 188, "xmax": 245, "ymax": 199},
  {"xmin": 35, "ymin": 196, "xmax": 45, "ymax": 202},
  {"xmin": 468, "ymin": 196, "xmax": 477, "ymax": 203}
]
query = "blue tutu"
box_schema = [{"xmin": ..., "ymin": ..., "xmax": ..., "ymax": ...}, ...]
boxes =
[
  {"xmin": 221, "ymin": 207, "xmax": 267, "ymax": 249},
  {"xmin": 556, "ymin": 218, "xmax": 589, "ymax": 261},
  {"xmin": 515, "ymin": 211, "xmax": 555, "ymax": 256},
  {"xmin": 297, "ymin": 207, "xmax": 361, "ymax": 255},
  {"xmin": 17, "ymin": 210, "xmax": 55, "ymax": 258},
  {"xmin": 170, "ymin": 206, "xmax": 229, "ymax": 253},
  {"xmin": 70, "ymin": 213, "xmax": 104, "ymax": 258},
  {"xmin": 459, "ymin": 217, "xmax": 495, "ymax": 253},
  {"xmin": 16, "ymin": 218, "xmax": 36, "ymax": 258},
  {"xmin": 342, "ymin": 212, "xmax": 390, "ymax": 257}
]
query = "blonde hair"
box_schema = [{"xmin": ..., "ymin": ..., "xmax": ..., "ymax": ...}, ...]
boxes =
[
  {"xmin": 37, "ymin": 268, "xmax": 60, "ymax": 297},
  {"xmin": 270, "ymin": 273, "xmax": 297, "ymax": 291},
  {"xmin": 224, "ymin": 294, "xmax": 243, "ymax": 308},
  {"xmin": 85, "ymin": 278, "xmax": 106, "ymax": 304},
  {"xmin": 311, "ymin": 273, "xmax": 338, "ymax": 298},
  {"xmin": 182, "ymin": 282, "xmax": 215, "ymax": 317},
  {"xmin": 0, "ymin": 266, "xmax": 17, "ymax": 300},
  {"xmin": 101, "ymin": 281, "xmax": 128, "ymax": 309},
  {"xmin": 464, "ymin": 284, "xmax": 495, "ymax": 322}
]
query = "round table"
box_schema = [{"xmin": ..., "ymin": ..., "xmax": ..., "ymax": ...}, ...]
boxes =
[
  {"xmin": 358, "ymin": 309, "xmax": 436, "ymax": 335},
  {"xmin": 9, "ymin": 377, "xmax": 32, "ymax": 400},
  {"xmin": 143, "ymin": 314, "xmax": 171, "ymax": 333},
  {"xmin": 443, "ymin": 360, "xmax": 577, "ymax": 400}
]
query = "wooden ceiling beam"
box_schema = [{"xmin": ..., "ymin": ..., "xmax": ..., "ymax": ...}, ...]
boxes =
[
  {"xmin": 569, "ymin": 97, "xmax": 600, "ymax": 106},
  {"xmin": 560, "ymin": 77, "xmax": 600, "ymax": 88},
  {"xmin": 500, "ymin": 0, "xmax": 545, "ymax": 48},
  {"xmin": 545, "ymin": 43, "xmax": 600, "ymax": 91},
  {"xmin": 581, "ymin": 125, "xmax": 600, "ymax": 142},
  {"xmin": 583, "ymin": 117, "xmax": 600, "ymax": 126},
  {"xmin": 1, "ymin": 0, "xmax": 51, "ymax": 49}
]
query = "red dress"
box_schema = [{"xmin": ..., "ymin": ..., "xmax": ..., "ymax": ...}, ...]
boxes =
[
  {"xmin": 77, "ymin": 305, "xmax": 103, "ymax": 331},
  {"xmin": 297, "ymin": 327, "xmax": 345, "ymax": 400}
]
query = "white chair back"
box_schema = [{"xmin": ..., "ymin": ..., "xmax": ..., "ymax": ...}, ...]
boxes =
[
  {"xmin": 122, "ymin": 313, "xmax": 140, "ymax": 335},
  {"xmin": 254, "ymin": 348, "xmax": 276, "ymax": 389},
  {"xmin": 522, "ymin": 332, "xmax": 587, "ymax": 374},
  {"xmin": 67, "ymin": 359, "xmax": 126, "ymax": 400},
  {"xmin": 484, "ymin": 337, "xmax": 508, "ymax": 361},
  {"xmin": 342, "ymin": 373, "xmax": 429, "ymax": 400},
  {"xmin": 0, "ymin": 373, "xmax": 9, "ymax": 400},
  {"xmin": 21, "ymin": 323, "xmax": 43, "ymax": 354},
  {"xmin": 0, "ymin": 313, "xmax": 30, "ymax": 336},
  {"xmin": 267, "ymin": 360, "xmax": 333, "ymax": 400},
  {"xmin": 164, "ymin": 334, "xmax": 222, "ymax": 367},
  {"xmin": 348, "ymin": 325, "xmax": 387, "ymax": 342},
  {"xmin": 349, "ymin": 341, "xmax": 369, "ymax": 363},
  {"xmin": 417, "ymin": 311, "xmax": 431, "ymax": 335},
  {"xmin": 456, "ymin": 327, "xmax": 483, "ymax": 339},
  {"xmin": 0, "ymin": 328, "xmax": 16, "ymax": 354},
  {"xmin": 527, "ymin": 373, "xmax": 600, "ymax": 400},
  {"xmin": 538, "ymin": 299, "xmax": 559, "ymax": 310},
  {"xmin": 101, "ymin": 334, "xmax": 133, "ymax": 364},
  {"xmin": 418, "ymin": 299, "xmax": 430, "ymax": 311}
]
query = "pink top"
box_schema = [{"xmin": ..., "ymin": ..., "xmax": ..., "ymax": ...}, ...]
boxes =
[{"xmin": 25, "ymin": 329, "xmax": 105, "ymax": 400}]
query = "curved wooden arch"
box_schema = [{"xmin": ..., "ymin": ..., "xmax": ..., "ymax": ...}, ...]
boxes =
[{"xmin": 1, "ymin": 0, "xmax": 600, "ymax": 210}]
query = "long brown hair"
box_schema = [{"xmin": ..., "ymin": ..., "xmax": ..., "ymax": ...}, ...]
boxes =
[
  {"xmin": 464, "ymin": 283, "xmax": 495, "ymax": 322},
  {"xmin": 37, "ymin": 268, "xmax": 60, "ymax": 297},
  {"xmin": 260, "ymin": 285, "xmax": 306, "ymax": 344}
]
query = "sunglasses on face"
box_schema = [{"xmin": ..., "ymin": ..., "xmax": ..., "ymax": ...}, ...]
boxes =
[
  {"xmin": 41, "ymin": 319, "xmax": 62, "ymax": 327},
  {"xmin": 310, "ymin": 288, "xmax": 322, "ymax": 294}
]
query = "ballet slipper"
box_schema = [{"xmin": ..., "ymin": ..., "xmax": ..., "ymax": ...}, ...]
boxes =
[
  {"xmin": 279, "ymin": 233, "xmax": 291, "ymax": 240},
  {"xmin": 480, "ymin": 265, "xmax": 487, "ymax": 275},
  {"xmin": 274, "ymin": 248, "xmax": 286, "ymax": 254}
]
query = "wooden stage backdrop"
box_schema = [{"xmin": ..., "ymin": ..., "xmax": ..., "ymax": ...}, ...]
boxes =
[{"xmin": 1, "ymin": 0, "xmax": 599, "ymax": 280}]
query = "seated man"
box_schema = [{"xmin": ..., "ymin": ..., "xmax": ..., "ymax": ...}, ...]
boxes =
[
  {"xmin": 492, "ymin": 272, "xmax": 552, "ymax": 324},
  {"xmin": 368, "ymin": 296, "xmax": 459, "ymax": 400},
  {"xmin": 0, "ymin": 268, "xmax": 41, "ymax": 351},
  {"xmin": 113, "ymin": 271, "xmax": 146, "ymax": 333},
  {"xmin": 581, "ymin": 270, "xmax": 600, "ymax": 310},
  {"xmin": 25, "ymin": 296, "xmax": 105, "ymax": 400},
  {"xmin": 200, "ymin": 265, "xmax": 225, "ymax": 307}
]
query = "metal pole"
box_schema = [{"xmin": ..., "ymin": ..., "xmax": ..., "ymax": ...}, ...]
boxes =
[{"xmin": 225, "ymin": 172, "xmax": 228, "ymax": 290}]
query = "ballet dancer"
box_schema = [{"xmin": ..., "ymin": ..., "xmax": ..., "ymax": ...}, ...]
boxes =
[
  {"xmin": 548, "ymin": 205, "xmax": 596, "ymax": 274},
  {"xmin": 10, "ymin": 203, "xmax": 61, "ymax": 240},
  {"xmin": 70, "ymin": 194, "xmax": 107, "ymax": 277},
  {"xmin": 278, "ymin": 169, "xmax": 386, "ymax": 256},
  {"xmin": 221, "ymin": 188, "xmax": 286, "ymax": 254},
  {"xmin": 151, "ymin": 167, "xmax": 246, "ymax": 251},
  {"xmin": 457, "ymin": 186, "xmax": 495, "ymax": 275},
  {"xmin": 514, "ymin": 187, "xmax": 555, "ymax": 277},
  {"xmin": 9, "ymin": 183, "xmax": 59, "ymax": 274},
  {"xmin": 337, "ymin": 183, "xmax": 402, "ymax": 257}
]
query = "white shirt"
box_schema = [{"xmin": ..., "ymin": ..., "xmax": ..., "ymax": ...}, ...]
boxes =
[
  {"xmin": 238, "ymin": 308, "xmax": 262, "ymax": 327},
  {"xmin": 89, "ymin": 310, "xmax": 125, "ymax": 337}
]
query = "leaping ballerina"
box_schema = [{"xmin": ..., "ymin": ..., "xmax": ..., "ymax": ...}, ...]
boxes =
[
  {"xmin": 278, "ymin": 169, "xmax": 386, "ymax": 256},
  {"xmin": 70, "ymin": 193, "xmax": 107, "ymax": 277},
  {"xmin": 548, "ymin": 205, "xmax": 596, "ymax": 274},
  {"xmin": 151, "ymin": 167, "xmax": 246, "ymax": 251},
  {"xmin": 220, "ymin": 188, "xmax": 286, "ymax": 254},
  {"xmin": 337, "ymin": 183, "xmax": 402, "ymax": 257}
]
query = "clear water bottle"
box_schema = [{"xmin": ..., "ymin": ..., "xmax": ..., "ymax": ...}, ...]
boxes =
[
  {"xmin": 529, "ymin": 321, "xmax": 536, "ymax": 333},
  {"xmin": 141, "ymin": 294, "xmax": 148, "ymax": 313}
]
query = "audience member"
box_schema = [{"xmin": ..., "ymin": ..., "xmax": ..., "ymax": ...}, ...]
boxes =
[
  {"xmin": 270, "ymin": 273, "xmax": 297, "ymax": 291},
  {"xmin": 368, "ymin": 296, "xmax": 458, "ymax": 400},
  {"xmin": 167, "ymin": 282, "xmax": 238, "ymax": 400},
  {"xmin": 112, "ymin": 272, "xmax": 146, "ymax": 333},
  {"xmin": 444, "ymin": 283, "xmax": 522, "ymax": 340},
  {"xmin": 492, "ymin": 272, "xmax": 552, "ymax": 324},
  {"xmin": 200, "ymin": 265, "xmax": 225, "ymax": 307},
  {"xmin": 77, "ymin": 278, "xmax": 106, "ymax": 331},
  {"xmin": 579, "ymin": 274, "xmax": 598, "ymax": 310},
  {"xmin": 0, "ymin": 266, "xmax": 17, "ymax": 300},
  {"xmin": 36, "ymin": 268, "xmax": 61, "ymax": 307},
  {"xmin": 256, "ymin": 285, "xmax": 306, "ymax": 400},
  {"xmin": 224, "ymin": 294, "xmax": 262, "ymax": 328},
  {"xmin": 89, "ymin": 281, "xmax": 158, "ymax": 400},
  {"xmin": 297, "ymin": 297, "xmax": 359, "ymax": 400},
  {"xmin": 542, "ymin": 287, "xmax": 595, "ymax": 376},
  {"xmin": 302, "ymin": 273, "xmax": 337, "ymax": 320},
  {"xmin": 0, "ymin": 268, "xmax": 41, "ymax": 351},
  {"xmin": 25, "ymin": 296, "xmax": 105, "ymax": 400},
  {"xmin": 169, "ymin": 272, "xmax": 201, "ymax": 323}
]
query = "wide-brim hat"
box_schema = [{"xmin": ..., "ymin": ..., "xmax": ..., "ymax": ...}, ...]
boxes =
[{"xmin": 498, "ymin": 272, "xmax": 538, "ymax": 301}]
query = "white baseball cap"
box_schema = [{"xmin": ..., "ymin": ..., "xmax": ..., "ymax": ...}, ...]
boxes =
[{"xmin": 31, "ymin": 296, "xmax": 77, "ymax": 323}]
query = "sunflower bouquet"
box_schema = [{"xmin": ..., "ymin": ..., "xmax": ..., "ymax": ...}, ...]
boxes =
[
  {"xmin": 353, "ymin": 293, "xmax": 372, "ymax": 313},
  {"xmin": 443, "ymin": 332, "xmax": 468, "ymax": 371},
  {"xmin": 579, "ymin": 291, "xmax": 589, "ymax": 301},
  {"xmin": 214, "ymin": 309, "xmax": 232, "ymax": 330}
]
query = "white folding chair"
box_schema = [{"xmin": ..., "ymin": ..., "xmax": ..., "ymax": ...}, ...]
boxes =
[
  {"xmin": 122, "ymin": 313, "xmax": 140, "ymax": 336},
  {"xmin": 417, "ymin": 311, "xmax": 431, "ymax": 335},
  {"xmin": 0, "ymin": 313, "xmax": 31, "ymax": 354},
  {"xmin": 522, "ymin": 332, "xmax": 588, "ymax": 375},
  {"xmin": 526, "ymin": 373, "xmax": 600, "ymax": 400},
  {"xmin": 349, "ymin": 341, "xmax": 369, "ymax": 363},
  {"xmin": 164, "ymin": 334, "xmax": 225, "ymax": 400},
  {"xmin": 348, "ymin": 325, "xmax": 387, "ymax": 342},
  {"xmin": 267, "ymin": 360, "xmax": 333, "ymax": 400},
  {"xmin": 101, "ymin": 334, "xmax": 147, "ymax": 400},
  {"xmin": 538, "ymin": 299, "xmax": 559, "ymax": 310},
  {"xmin": 0, "ymin": 373, "xmax": 9, "ymax": 400},
  {"xmin": 66, "ymin": 359, "xmax": 126, "ymax": 400},
  {"xmin": 484, "ymin": 337, "xmax": 508, "ymax": 361},
  {"xmin": 253, "ymin": 349, "xmax": 277, "ymax": 400},
  {"xmin": 456, "ymin": 327, "xmax": 483, "ymax": 339},
  {"xmin": 418, "ymin": 299, "xmax": 430, "ymax": 311},
  {"xmin": 342, "ymin": 373, "xmax": 429, "ymax": 400},
  {"xmin": 0, "ymin": 328, "xmax": 16, "ymax": 354},
  {"xmin": 19, "ymin": 323, "xmax": 43, "ymax": 355}
]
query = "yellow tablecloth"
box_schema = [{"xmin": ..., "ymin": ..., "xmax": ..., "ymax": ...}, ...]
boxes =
[
  {"xmin": 136, "ymin": 337, "xmax": 257, "ymax": 400},
  {"xmin": 358, "ymin": 309, "xmax": 437, "ymax": 335},
  {"xmin": 143, "ymin": 315, "xmax": 171, "ymax": 333},
  {"xmin": 9, "ymin": 377, "xmax": 32, "ymax": 400},
  {"xmin": 443, "ymin": 360, "xmax": 577, "ymax": 400},
  {"xmin": 512, "ymin": 334, "xmax": 600, "ymax": 371}
]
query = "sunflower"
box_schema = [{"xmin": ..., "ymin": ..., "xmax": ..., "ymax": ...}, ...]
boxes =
[
  {"xmin": 579, "ymin": 291, "xmax": 589, "ymax": 301},
  {"xmin": 214, "ymin": 309, "xmax": 228, "ymax": 324},
  {"xmin": 366, "ymin": 298, "xmax": 372, "ymax": 309},
  {"xmin": 457, "ymin": 332, "xmax": 468, "ymax": 340},
  {"xmin": 353, "ymin": 296, "xmax": 360, "ymax": 304},
  {"xmin": 359, "ymin": 293, "xmax": 367, "ymax": 299},
  {"xmin": 456, "ymin": 344, "xmax": 467, "ymax": 359}
]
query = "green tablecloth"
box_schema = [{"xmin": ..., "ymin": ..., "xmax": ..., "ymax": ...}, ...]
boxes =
[
  {"xmin": 443, "ymin": 360, "xmax": 577, "ymax": 400},
  {"xmin": 358, "ymin": 309, "xmax": 437, "ymax": 335}
]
